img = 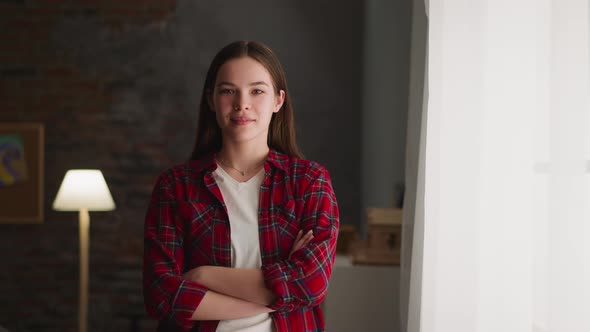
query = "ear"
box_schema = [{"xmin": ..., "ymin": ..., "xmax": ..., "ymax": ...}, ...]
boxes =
[
  {"xmin": 274, "ymin": 90, "xmax": 286, "ymax": 113},
  {"xmin": 206, "ymin": 89, "xmax": 215, "ymax": 111}
]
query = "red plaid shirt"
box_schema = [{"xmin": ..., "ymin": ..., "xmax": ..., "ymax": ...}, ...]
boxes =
[{"xmin": 143, "ymin": 149, "xmax": 340, "ymax": 332}]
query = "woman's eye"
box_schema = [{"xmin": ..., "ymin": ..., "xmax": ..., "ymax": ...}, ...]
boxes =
[
  {"xmin": 252, "ymin": 89, "xmax": 264, "ymax": 95},
  {"xmin": 220, "ymin": 89, "xmax": 234, "ymax": 95}
]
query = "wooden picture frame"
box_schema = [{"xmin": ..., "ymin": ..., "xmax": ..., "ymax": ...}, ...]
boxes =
[{"xmin": 0, "ymin": 122, "xmax": 44, "ymax": 223}]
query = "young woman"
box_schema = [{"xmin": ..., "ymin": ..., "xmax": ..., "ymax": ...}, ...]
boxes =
[{"xmin": 143, "ymin": 41, "xmax": 340, "ymax": 332}]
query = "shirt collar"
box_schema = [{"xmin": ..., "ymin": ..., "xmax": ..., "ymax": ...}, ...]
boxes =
[{"xmin": 191, "ymin": 148, "xmax": 289, "ymax": 174}]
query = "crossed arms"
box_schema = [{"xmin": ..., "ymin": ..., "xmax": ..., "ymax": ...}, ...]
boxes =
[
  {"xmin": 185, "ymin": 230, "xmax": 314, "ymax": 321},
  {"xmin": 143, "ymin": 167, "xmax": 339, "ymax": 330}
]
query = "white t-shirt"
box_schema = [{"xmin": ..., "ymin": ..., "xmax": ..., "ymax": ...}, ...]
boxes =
[{"xmin": 213, "ymin": 165, "xmax": 274, "ymax": 332}]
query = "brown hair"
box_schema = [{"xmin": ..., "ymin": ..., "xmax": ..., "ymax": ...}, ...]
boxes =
[{"xmin": 189, "ymin": 40, "xmax": 303, "ymax": 160}]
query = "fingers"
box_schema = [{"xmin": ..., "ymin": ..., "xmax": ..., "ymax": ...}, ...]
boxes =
[
  {"xmin": 289, "ymin": 230, "xmax": 314, "ymax": 259},
  {"xmin": 292, "ymin": 230, "xmax": 313, "ymax": 251},
  {"xmin": 292, "ymin": 230, "xmax": 304, "ymax": 252},
  {"xmin": 294, "ymin": 229, "xmax": 303, "ymax": 244},
  {"xmin": 301, "ymin": 230, "xmax": 313, "ymax": 244}
]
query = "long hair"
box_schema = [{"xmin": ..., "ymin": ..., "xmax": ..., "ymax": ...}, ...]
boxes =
[{"xmin": 189, "ymin": 41, "xmax": 303, "ymax": 160}]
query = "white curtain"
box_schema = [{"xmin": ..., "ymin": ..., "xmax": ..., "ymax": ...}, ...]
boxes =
[{"xmin": 406, "ymin": 1, "xmax": 590, "ymax": 331}]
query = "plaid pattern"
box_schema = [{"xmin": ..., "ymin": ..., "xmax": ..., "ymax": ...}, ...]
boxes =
[{"xmin": 143, "ymin": 149, "xmax": 340, "ymax": 332}]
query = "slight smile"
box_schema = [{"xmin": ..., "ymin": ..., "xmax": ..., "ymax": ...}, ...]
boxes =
[{"xmin": 231, "ymin": 117, "xmax": 255, "ymax": 125}]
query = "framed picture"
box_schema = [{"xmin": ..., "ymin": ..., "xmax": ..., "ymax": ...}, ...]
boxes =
[{"xmin": 0, "ymin": 122, "xmax": 44, "ymax": 223}]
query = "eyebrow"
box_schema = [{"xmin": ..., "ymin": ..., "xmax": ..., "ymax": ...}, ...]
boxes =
[{"xmin": 216, "ymin": 81, "xmax": 270, "ymax": 87}]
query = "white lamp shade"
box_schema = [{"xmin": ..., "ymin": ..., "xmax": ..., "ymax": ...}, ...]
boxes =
[{"xmin": 52, "ymin": 169, "xmax": 116, "ymax": 211}]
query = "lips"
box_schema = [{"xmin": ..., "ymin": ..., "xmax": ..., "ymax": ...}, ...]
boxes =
[{"xmin": 230, "ymin": 117, "xmax": 255, "ymax": 125}]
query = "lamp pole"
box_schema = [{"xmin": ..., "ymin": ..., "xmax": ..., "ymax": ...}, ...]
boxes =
[
  {"xmin": 79, "ymin": 208, "xmax": 89, "ymax": 332},
  {"xmin": 52, "ymin": 170, "xmax": 115, "ymax": 332}
]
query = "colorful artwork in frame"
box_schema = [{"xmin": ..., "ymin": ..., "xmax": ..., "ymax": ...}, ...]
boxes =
[
  {"xmin": 0, "ymin": 135, "xmax": 29, "ymax": 186},
  {"xmin": 0, "ymin": 123, "xmax": 44, "ymax": 223}
]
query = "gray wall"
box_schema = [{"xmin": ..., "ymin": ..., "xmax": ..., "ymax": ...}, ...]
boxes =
[
  {"xmin": 401, "ymin": 0, "xmax": 429, "ymax": 331},
  {"xmin": 361, "ymin": 0, "xmax": 413, "ymax": 234}
]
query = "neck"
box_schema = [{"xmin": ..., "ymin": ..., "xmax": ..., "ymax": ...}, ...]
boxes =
[{"xmin": 217, "ymin": 142, "xmax": 270, "ymax": 171}]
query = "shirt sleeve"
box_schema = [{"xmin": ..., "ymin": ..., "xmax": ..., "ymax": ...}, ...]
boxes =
[
  {"xmin": 143, "ymin": 171, "xmax": 208, "ymax": 331},
  {"xmin": 261, "ymin": 166, "xmax": 340, "ymax": 312}
]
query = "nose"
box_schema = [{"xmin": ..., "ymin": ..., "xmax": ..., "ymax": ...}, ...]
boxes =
[{"xmin": 233, "ymin": 92, "xmax": 251, "ymax": 111}]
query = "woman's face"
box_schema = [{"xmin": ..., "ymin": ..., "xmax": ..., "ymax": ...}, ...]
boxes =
[{"xmin": 210, "ymin": 56, "xmax": 285, "ymax": 146}]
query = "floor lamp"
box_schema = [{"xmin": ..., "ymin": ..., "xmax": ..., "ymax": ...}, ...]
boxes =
[{"xmin": 52, "ymin": 170, "xmax": 115, "ymax": 332}]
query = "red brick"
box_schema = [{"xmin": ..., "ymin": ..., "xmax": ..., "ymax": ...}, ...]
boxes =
[
  {"xmin": 0, "ymin": 3, "xmax": 25, "ymax": 10},
  {"xmin": 41, "ymin": 0, "xmax": 70, "ymax": 5},
  {"xmin": 23, "ymin": 78, "xmax": 51, "ymax": 92},
  {"xmin": 24, "ymin": 7, "xmax": 63, "ymax": 17},
  {"xmin": 1, "ymin": 18, "xmax": 35, "ymax": 29},
  {"xmin": 0, "ymin": 7, "xmax": 24, "ymax": 18},
  {"xmin": 102, "ymin": 7, "xmax": 144, "ymax": 18},
  {"xmin": 3, "ymin": 29, "xmax": 51, "ymax": 42},
  {"xmin": 38, "ymin": 94, "xmax": 66, "ymax": 106},
  {"xmin": 145, "ymin": 7, "xmax": 173, "ymax": 21},
  {"xmin": 44, "ymin": 66, "xmax": 79, "ymax": 79}
]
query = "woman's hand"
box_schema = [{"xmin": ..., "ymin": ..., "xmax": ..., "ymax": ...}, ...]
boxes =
[{"xmin": 289, "ymin": 230, "xmax": 314, "ymax": 259}]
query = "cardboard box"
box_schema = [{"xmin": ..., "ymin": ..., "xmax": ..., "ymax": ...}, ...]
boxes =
[
  {"xmin": 350, "ymin": 207, "xmax": 404, "ymax": 266},
  {"xmin": 336, "ymin": 224, "xmax": 357, "ymax": 255},
  {"xmin": 368, "ymin": 224, "xmax": 402, "ymax": 252},
  {"xmin": 352, "ymin": 245, "xmax": 400, "ymax": 265},
  {"xmin": 366, "ymin": 207, "xmax": 403, "ymax": 226}
]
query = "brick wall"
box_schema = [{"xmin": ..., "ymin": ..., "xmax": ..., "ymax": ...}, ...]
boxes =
[
  {"xmin": 0, "ymin": 1, "xmax": 364, "ymax": 331},
  {"xmin": 1, "ymin": 1, "xmax": 178, "ymax": 331}
]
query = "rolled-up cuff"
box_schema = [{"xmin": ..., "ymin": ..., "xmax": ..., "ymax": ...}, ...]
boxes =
[
  {"xmin": 261, "ymin": 262, "xmax": 297, "ymax": 311},
  {"xmin": 170, "ymin": 279, "xmax": 209, "ymax": 330}
]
